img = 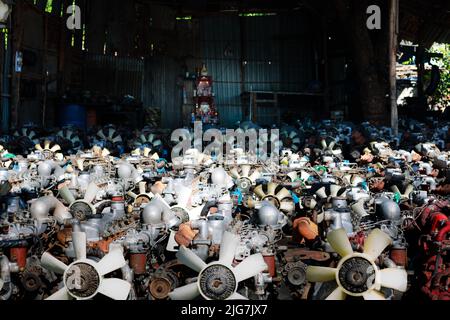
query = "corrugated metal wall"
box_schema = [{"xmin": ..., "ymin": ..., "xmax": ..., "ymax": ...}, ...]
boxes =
[
  {"xmin": 82, "ymin": 12, "xmax": 319, "ymax": 129},
  {"xmin": 200, "ymin": 16, "xmax": 242, "ymax": 127},
  {"xmin": 85, "ymin": 54, "xmax": 144, "ymax": 100},
  {"xmin": 199, "ymin": 13, "xmax": 317, "ymax": 127},
  {"xmin": 143, "ymin": 56, "xmax": 183, "ymax": 129}
]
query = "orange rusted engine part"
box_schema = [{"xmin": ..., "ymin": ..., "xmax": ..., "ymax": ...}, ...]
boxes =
[
  {"xmin": 57, "ymin": 228, "xmax": 73, "ymax": 245},
  {"xmin": 263, "ymin": 254, "xmax": 276, "ymax": 277},
  {"xmin": 293, "ymin": 217, "xmax": 319, "ymax": 242},
  {"xmin": 175, "ymin": 222, "xmax": 199, "ymax": 247},
  {"xmin": 130, "ymin": 253, "xmax": 147, "ymax": 275},
  {"xmin": 10, "ymin": 247, "xmax": 28, "ymax": 270}
]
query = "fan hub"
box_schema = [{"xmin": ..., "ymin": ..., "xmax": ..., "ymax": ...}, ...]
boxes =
[
  {"xmin": 70, "ymin": 201, "xmax": 94, "ymax": 221},
  {"xmin": 65, "ymin": 262, "xmax": 100, "ymax": 299},
  {"xmin": 198, "ymin": 264, "xmax": 237, "ymax": 300},
  {"xmin": 237, "ymin": 177, "xmax": 252, "ymax": 192},
  {"xmin": 337, "ymin": 256, "xmax": 376, "ymax": 295}
]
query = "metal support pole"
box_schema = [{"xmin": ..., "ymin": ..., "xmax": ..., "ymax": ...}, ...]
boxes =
[{"xmin": 389, "ymin": 0, "xmax": 399, "ymax": 135}]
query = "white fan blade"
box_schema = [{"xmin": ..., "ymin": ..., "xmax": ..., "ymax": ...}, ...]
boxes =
[
  {"xmin": 102, "ymin": 148, "xmax": 110, "ymax": 157},
  {"xmin": 35, "ymin": 144, "xmax": 43, "ymax": 151},
  {"xmin": 325, "ymin": 287, "xmax": 346, "ymax": 300},
  {"xmin": 306, "ymin": 266, "xmax": 336, "ymax": 282},
  {"xmin": 84, "ymin": 182, "xmax": 99, "ymax": 203},
  {"xmin": 140, "ymin": 134, "xmax": 147, "ymax": 143},
  {"xmin": 230, "ymin": 168, "xmax": 240, "ymax": 179},
  {"xmin": 321, "ymin": 140, "xmax": 328, "ymax": 149},
  {"xmin": 229, "ymin": 293, "xmax": 248, "ymax": 300},
  {"xmin": 139, "ymin": 181, "xmax": 146, "ymax": 194},
  {"xmin": 144, "ymin": 148, "xmax": 152, "ymax": 157},
  {"xmin": 41, "ymin": 252, "xmax": 68, "ymax": 274},
  {"xmin": 362, "ymin": 289, "xmax": 386, "ymax": 300},
  {"xmin": 76, "ymin": 159, "xmax": 84, "ymax": 171},
  {"xmin": 98, "ymin": 278, "xmax": 131, "ymax": 300},
  {"xmin": 46, "ymin": 287, "xmax": 72, "ymax": 300},
  {"xmin": 328, "ymin": 141, "xmax": 336, "ymax": 150},
  {"xmin": 219, "ymin": 232, "xmax": 240, "ymax": 265},
  {"xmin": 60, "ymin": 186, "xmax": 75, "ymax": 205},
  {"xmin": 254, "ymin": 185, "xmax": 266, "ymax": 198},
  {"xmin": 287, "ymin": 172, "xmax": 298, "ymax": 182},
  {"xmin": 363, "ymin": 229, "xmax": 392, "ymax": 262},
  {"xmin": 176, "ymin": 246, "xmax": 207, "ymax": 272},
  {"xmin": 44, "ymin": 141, "xmax": 50, "ymax": 149},
  {"xmin": 267, "ymin": 182, "xmax": 277, "ymax": 196},
  {"xmin": 404, "ymin": 184, "xmax": 414, "ymax": 198},
  {"xmin": 127, "ymin": 191, "xmax": 138, "ymax": 199},
  {"xmin": 241, "ymin": 165, "xmax": 251, "ymax": 178},
  {"xmin": 249, "ymin": 169, "xmax": 261, "ymax": 182},
  {"xmin": 112, "ymin": 136, "xmax": 122, "ymax": 143},
  {"xmin": 315, "ymin": 187, "xmax": 327, "ymax": 199},
  {"xmin": 379, "ymin": 268, "xmax": 408, "ymax": 292},
  {"xmin": 327, "ymin": 228, "xmax": 353, "ymax": 258},
  {"xmin": 153, "ymin": 140, "xmax": 162, "ymax": 147},
  {"xmin": 279, "ymin": 200, "xmax": 295, "ymax": 212},
  {"xmin": 330, "ymin": 185, "xmax": 341, "ymax": 197},
  {"xmin": 108, "ymin": 128, "xmax": 114, "ymax": 139},
  {"xmin": 98, "ymin": 130, "xmax": 106, "ymax": 140},
  {"xmin": 72, "ymin": 231, "xmax": 87, "ymax": 260},
  {"xmin": 276, "ymin": 188, "xmax": 291, "ymax": 201},
  {"xmin": 50, "ymin": 145, "xmax": 61, "ymax": 152},
  {"xmin": 169, "ymin": 283, "xmax": 200, "ymax": 300},
  {"xmin": 233, "ymin": 253, "xmax": 267, "ymax": 282},
  {"xmin": 391, "ymin": 185, "xmax": 401, "ymax": 194},
  {"xmin": 96, "ymin": 248, "xmax": 127, "ymax": 276}
]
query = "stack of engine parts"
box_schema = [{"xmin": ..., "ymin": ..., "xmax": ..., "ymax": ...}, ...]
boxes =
[{"xmin": 0, "ymin": 118, "xmax": 449, "ymax": 301}]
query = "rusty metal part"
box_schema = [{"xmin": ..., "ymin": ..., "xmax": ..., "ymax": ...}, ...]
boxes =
[
  {"xmin": 130, "ymin": 253, "xmax": 147, "ymax": 275},
  {"xmin": 10, "ymin": 247, "xmax": 28, "ymax": 270},
  {"xmin": 56, "ymin": 228, "xmax": 73, "ymax": 245},
  {"xmin": 263, "ymin": 254, "xmax": 276, "ymax": 277},
  {"xmin": 293, "ymin": 217, "xmax": 319, "ymax": 241},
  {"xmin": 390, "ymin": 247, "xmax": 408, "ymax": 267},
  {"xmin": 174, "ymin": 222, "xmax": 198, "ymax": 247},
  {"xmin": 149, "ymin": 277, "xmax": 172, "ymax": 299},
  {"xmin": 284, "ymin": 248, "xmax": 330, "ymax": 262}
]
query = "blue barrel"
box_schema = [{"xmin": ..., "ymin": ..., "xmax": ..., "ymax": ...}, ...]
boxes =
[{"xmin": 59, "ymin": 104, "xmax": 87, "ymax": 129}]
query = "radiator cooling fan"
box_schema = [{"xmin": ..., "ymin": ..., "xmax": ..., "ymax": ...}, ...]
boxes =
[
  {"xmin": 57, "ymin": 128, "xmax": 83, "ymax": 154},
  {"xmin": 35, "ymin": 140, "xmax": 64, "ymax": 160},
  {"xmin": 250, "ymin": 182, "xmax": 295, "ymax": 214},
  {"xmin": 133, "ymin": 130, "xmax": 163, "ymax": 152},
  {"xmin": 95, "ymin": 126, "xmax": 123, "ymax": 153},
  {"xmin": 13, "ymin": 127, "xmax": 40, "ymax": 153},
  {"xmin": 40, "ymin": 230, "xmax": 131, "ymax": 300},
  {"xmin": 320, "ymin": 137, "xmax": 342, "ymax": 156},
  {"xmin": 306, "ymin": 228, "xmax": 408, "ymax": 300},
  {"xmin": 228, "ymin": 165, "xmax": 261, "ymax": 192},
  {"xmin": 59, "ymin": 182, "xmax": 99, "ymax": 220},
  {"xmin": 281, "ymin": 126, "xmax": 302, "ymax": 152},
  {"xmin": 169, "ymin": 232, "xmax": 267, "ymax": 300}
]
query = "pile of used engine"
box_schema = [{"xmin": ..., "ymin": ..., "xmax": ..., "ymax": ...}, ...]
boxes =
[{"xmin": 0, "ymin": 118, "xmax": 449, "ymax": 301}]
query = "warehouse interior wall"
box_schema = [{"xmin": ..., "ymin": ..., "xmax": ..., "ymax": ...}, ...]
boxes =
[{"xmin": 4, "ymin": 1, "xmax": 336, "ymax": 130}]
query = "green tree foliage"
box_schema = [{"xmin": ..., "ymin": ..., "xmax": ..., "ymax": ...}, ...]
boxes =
[{"xmin": 429, "ymin": 43, "xmax": 450, "ymax": 110}]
